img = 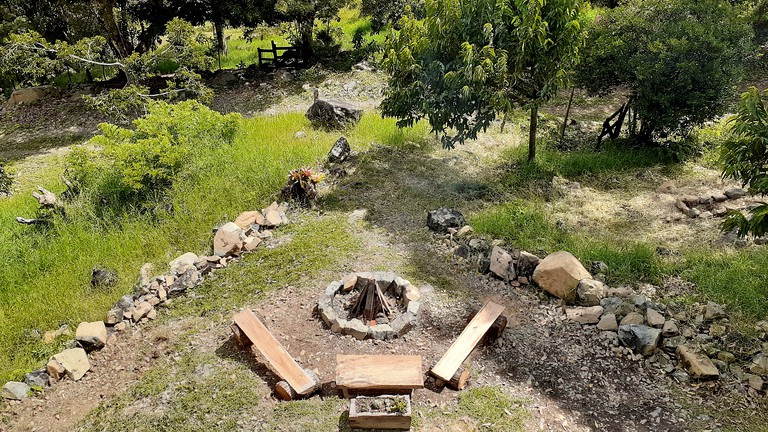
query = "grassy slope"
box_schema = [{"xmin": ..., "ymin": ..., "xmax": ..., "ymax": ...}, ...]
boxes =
[{"xmin": 0, "ymin": 113, "xmax": 417, "ymax": 381}]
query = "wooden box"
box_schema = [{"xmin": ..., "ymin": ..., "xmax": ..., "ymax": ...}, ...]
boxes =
[{"xmin": 348, "ymin": 394, "xmax": 412, "ymax": 430}]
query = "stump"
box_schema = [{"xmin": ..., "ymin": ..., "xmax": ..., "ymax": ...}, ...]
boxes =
[
  {"xmin": 434, "ymin": 366, "xmax": 470, "ymax": 390},
  {"xmin": 274, "ymin": 368, "xmax": 320, "ymax": 401},
  {"xmin": 230, "ymin": 323, "xmax": 253, "ymax": 348}
]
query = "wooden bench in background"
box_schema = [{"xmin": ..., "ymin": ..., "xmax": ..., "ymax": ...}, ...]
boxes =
[
  {"xmin": 231, "ymin": 308, "xmax": 320, "ymax": 400},
  {"xmin": 429, "ymin": 301, "xmax": 506, "ymax": 390}
]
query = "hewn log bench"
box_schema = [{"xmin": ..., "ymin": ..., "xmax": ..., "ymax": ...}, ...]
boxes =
[
  {"xmin": 335, "ymin": 354, "xmax": 424, "ymax": 398},
  {"xmin": 231, "ymin": 308, "xmax": 320, "ymax": 400},
  {"xmin": 429, "ymin": 301, "xmax": 506, "ymax": 390}
]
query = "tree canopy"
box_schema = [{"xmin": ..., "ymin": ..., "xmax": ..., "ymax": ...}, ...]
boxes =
[
  {"xmin": 380, "ymin": 0, "xmax": 583, "ymax": 160},
  {"xmin": 577, "ymin": 0, "xmax": 753, "ymax": 143}
]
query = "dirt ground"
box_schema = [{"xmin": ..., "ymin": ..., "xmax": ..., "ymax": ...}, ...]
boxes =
[{"xmin": 2, "ymin": 72, "xmax": 766, "ymax": 432}]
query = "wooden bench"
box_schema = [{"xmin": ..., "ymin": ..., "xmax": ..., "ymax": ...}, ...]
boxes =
[
  {"xmin": 231, "ymin": 308, "xmax": 320, "ymax": 400},
  {"xmin": 429, "ymin": 301, "xmax": 506, "ymax": 390},
  {"xmin": 335, "ymin": 354, "xmax": 424, "ymax": 398}
]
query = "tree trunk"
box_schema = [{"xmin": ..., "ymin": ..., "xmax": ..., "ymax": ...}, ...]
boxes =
[
  {"xmin": 299, "ymin": 20, "xmax": 314, "ymax": 59},
  {"xmin": 214, "ymin": 20, "xmax": 228, "ymax": 56},
  {"xmin": 500, "ymin": 111, "xmax": 508, "ymax": 133},
  {"xmin": 560, "ymin": 88, "xmax": 575, "ymax": 140},
  {"xmin": 92, "ymin": 0, "xmax": 132, "ymax": 58},
  {"xmin": 528, "ymin": 105, "xmax": 538, "ymax": 162}
]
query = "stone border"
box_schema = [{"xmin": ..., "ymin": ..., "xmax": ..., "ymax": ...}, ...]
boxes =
[{"xmin": 317, "ymin": 272, "xmax": 421, "ymax": 341}]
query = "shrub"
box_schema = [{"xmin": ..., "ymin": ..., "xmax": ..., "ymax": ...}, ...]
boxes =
[
  {"xmin": 720, "ymin": 87, "xmax": 768, "ymax": 238},
  {"xmin": 281, "ymin": 167, "xmax": 323, "ymax": 207},
  {"xmin": 66, "ymin": 100, "xmax": 240, "ymax": 209},
  {"xmin": 577, "ymin": 0, "xmax": 753, "ymax": 143}
]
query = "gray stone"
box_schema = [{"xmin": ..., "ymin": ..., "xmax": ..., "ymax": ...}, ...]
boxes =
[
  {"xmin": 345, "ymin": 319, "xmax": 369, "ymax": 340},
  {"xmin": 747, "ymin": 374, "xmax": 764, "ymax": 391},
  {"xmin": 620, "ymin": 312, "xmax": 645, "ymax": 326},
  {"xmin": 662, "ymin": 320, "xmax": 679, "ymax": 337},
  {"xmin": 406, "ymin": 301, "xmax": 421, "ymax": 316},
  {"xmin": 677, "ymin": 345, "xmax": 719, "ymax": 378},
  {"xmin": 750, "ymin": 354, "xmax": 768, "ymax": 375},
  {"xmin": 294, "ymin": 131, "xmax": 307, "ymax": 139},
  {"xmin": 24, "ymin": 370, "xmax": 49, "ymax": 388},
  {"xmin": 646, "ymin": 309, "xmax": 665, "ymax": 328},
  {"xmin": 168, "ymin": 268, "xmax": 201, "ymax": 296},
  {"xmin": 213, "ymin": 222, "xmax": 243, "ymax": 256},
  {"xmin": 320, "ymin": 305, "xmax": 337, "ymax": 327},
  {"xmin": 325, "ymin": 281, "xmax": 341, "ymax": 296},
  {"xmin": 134, "ymin": 302, "xmax": 152, "ymax": 320},
  {"xmin": 306, "ymin": 98, "xmax": 363, "ymax": 129},
  {"xmin": 708, "ymin": 324, "xmax": 727, "ymax": 337},
  {"xmin": 328, "ymin": 136, "xmax": 351, "ymax": 163},
  {"xmin": 717, "ymin": 351, "xmax": 736, "ymax": 363},
  {"xmin": 724, "ymin": 188, "xmax": 747, "ymax": 199},
  {"xmin": 169, "ymin": 252, "xmax": 198, "ymax": 275},
  {"xmin": 52, "ymin": 348, "xmax": 91, "ymax": 381},
  {"xmin": 566, "ymin": 306, "xmax": 604, "ymax": 324},
  {"xmin": 516, "ymin": 251, "xmax": 541, "ymax": 277},
  {"xmin": 597, "ymin": 313, "xmax": 618, "ymax": 331},
  {"xmin": 105, "ymin": 308, "xmax": 123, "ymax": 325},
  {"xmin": 426, "ymin": 208, "xmax": 465, "ymax": 233},
  {"xmin": 704, "ymin": 302, "xmax": 726, "ymax": 320},
  {"xmin": 370, "ymin": 324, "xmax": 395, "ymax": 340},
  {"xmin": 576, "ymin": 278, "xmax": 606, "ymax": 306},
  {"xmin": 76, "ymin": 321, "xmax": 107, "ymax": 350},
  {"xmin": 390, "ymin": 314, "xmax": 416, "ymax": 336},
  {"xmin": 489, "ymin": 246, "xmax": 515, "ymax": 281},
  {"xmin": 590, "ymin": 261, "xmax": 609, "ymax": 274},
  {"xmin": 331, "ymin": 318, "xmax": 347, "ymax": 334},
  {"xmin": 91, "ymin": 267, "xmax": 117, "ymax": 288},
  {"xmin": 2, "ymin": 381, "xmax": 29, "ymax": 400},
  {"xmin": 618, "ymin": 324, "xmax": 662, "ymax": 356}
]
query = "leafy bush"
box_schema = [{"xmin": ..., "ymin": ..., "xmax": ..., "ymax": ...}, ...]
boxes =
[
  {"xmin": 281, "ymin": 167, "xmax": 323, "ymax": 207},
  {"xmin": 577, "ymin": 0, "xmax": 753, "ymax": 143},
  {"xmin": 720, "ymin": 87, "xmax": 768, "ymax": 237},
  {"xmin": 361, "ymin": 0, "xmax": 425, "ymax": 31},
  {"xmin": 66, "ymin": 100, "xmax": 240, "ymax": 209}
]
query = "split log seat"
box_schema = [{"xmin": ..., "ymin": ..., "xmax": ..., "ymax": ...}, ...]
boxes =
[{"xmin": 335, "ymin": 354, "xmax": 424, "ymax": 398}]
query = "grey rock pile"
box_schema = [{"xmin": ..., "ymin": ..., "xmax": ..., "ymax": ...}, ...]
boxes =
[{"xmin": 306, "ymin": 98, "xmax": 363, "ymax": 129}]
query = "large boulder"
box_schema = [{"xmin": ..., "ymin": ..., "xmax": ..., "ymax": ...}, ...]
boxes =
[
  {"xmin": 532, "ymin": 251, "xmax": 591, "ymax": 304},
  {"xmin": 618, "ymin": 324, "xmax": 661, "ymax": 356},
  {"xmin": 328, "ymin": 136, "xmax": 351, "ymax": 163},
  {"xmin": 2, "ymin": 382, "xmax": 29, "ymax": 400},
  {"xmin": 426, "ymin": 208, "xmax": 465, "ymax": 233},
  {"xmin": 306, "ymin": 99, "xmax": 362, "ymax": 129}
]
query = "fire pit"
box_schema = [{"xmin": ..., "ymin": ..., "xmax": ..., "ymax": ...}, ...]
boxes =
[{"xmin": 318, "ymin": 272, "xmax": 421, "ymax": 340}]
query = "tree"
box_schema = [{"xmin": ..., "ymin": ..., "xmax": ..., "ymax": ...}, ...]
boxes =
[
  {"xmin": 381, "ymin": 0, "xmax": 583, "ymax": 161},
  {"xmin": 277, "ymin": 0, "xmax": 348, "ymax": 56},
  {"xmin": 360, "ymin": 0, "xmax": 424, "ymax": 31},
  {"xmin": 720, "ymin": 87, "xmax": 768, "ymax": 238},
  {"xmin": 576, "ymin": 0, "xmax": 753, "ymax": 144}
]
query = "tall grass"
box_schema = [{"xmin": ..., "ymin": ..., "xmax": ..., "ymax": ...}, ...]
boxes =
[{"xmin": 0, "ymin": 113, "xmax": 411, "ymax": 381}]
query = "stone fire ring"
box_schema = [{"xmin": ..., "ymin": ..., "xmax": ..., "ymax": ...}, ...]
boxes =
[{"xmin": 318, "ymin": 272, "xmax": 421, "ymax": 341}]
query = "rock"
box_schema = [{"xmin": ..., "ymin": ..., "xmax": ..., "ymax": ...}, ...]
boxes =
[
  {"xmin": 699, "ymin": 195, "xmax": 714, "ymax": 205},
  {"xmin": 234, "ymin": 211, "xmax": 265, "ymax": 230},
  {"xmin": 294, "ymin": 131, "xmax": 307, "ymax": 139},
  {"xmin": 747, "ymin": 374, "xmax": 764, "ymax": 391},
  {"xmin": 532, "ymin": 251, "xmax": 591, "ymax": 304},
  {"xmin": 756, "ymin": 321, "xmax": 768, "ymax": 333},
  {"xmin": 345, "ymin": 319, "xmax": 369, "ymax": 340},
  {"xmin": 605, "ymin": 287, "xmax": 635, "ymax": 298},
  {"xmin": 704, "ymin": 302, "xmax": 726, "ymax": 320},
  {"xmin": 662, "ymin": 320, "xmax": 679, "ymax": 337},
  {"xmin": 213, "ymin": 222, "xmax": 243, "ymax": 256},
  {"xmin": 724, "ymin": 188, "xmax": 747, "ymax": 199},
  {"xmin": 516, "ymin": 251, "xmax": 541, "ymax": 277},
  {"xmin": 407, "ymin": 301, "xmax": 421, "ymax": 316},
  {"xmin": 657, "ymin": 181, "xmax": 675, "ymax": 193},
  {"xmin": 489, "ymin": 246, "xmax": 515, "ymax": 280},
  {"xmin": 105, "ymin": 308, "xmax": 123, "ymax": 325},
  {"xmin": 565, "ymin": 306, "xmax": 604, "ymax": 324},
  {"xmin": 328, "ymin": 136, "xmax": 351, "ymax": 163},
  {"xmin": 750, "ymin": 354, "xmax": 768, "ymax": 374},
  {"xmin": 620, "ymin": 312, "xmax": 645, "ymax": 326},
  {"xmin": 211, "ymin": 70, "xmax": 240, "ymax": 87},
  {"xmin": 46, "ymin": 359, "xmax": 66, "ymax": 381},
  {"xmin": 675, "ymin": 200, "xmax": 690, "ymax": 213},
  {"xmin": 717, "ymin": 351, "xmax": 736, "ymax": 363},
  {"xmin": 457, "ymin": 225, "xmax": 473, "ymax": 237},
  {"xmin": 168, "ymin": 268, "xmax": 200, "ymax": 296},
  {"xmin": 712, "ymin": 193, "xmax": 728, "ymax": 202},
  {"xmin": 242, "ymin": 236, "xmax": 262, "ymax": 252},
  {"xmin": 24, "ymin": 370, "xmax": 49, "ymax": 388},
  {"xmin": 426, "ymin": 208, "xmax": 465, "ymax": 233},
  {"xmin": 134, "ymin": 301, "xmax": 152, "ymax": 320},
  {"xmin": 700, "ymin": 211, "xmax": 713, "ymax": 219},
  {"xmin": 52, "ymin": 348, "xmax": 91, "ymax": 381},
  {"xmin": 618, "ymin": 324, "xmax": 662, "ymax": 356},
  {"xmin": 91, "ymin": 267, "xmax": 117, "ymax": 288},
  {"xmin": 147, "ymin": 309, "xmax": 157, "ymax": 320},
  {"xmin": 708, "ymin": 324, "xmax": 727, "ymax": 337},
  {"xmin": 7, "ymin": 86, "xmax": 51, "ymax": 105},
  {"xmin": 646, "ymin": 309, "xmax": 665, "ymax": 328},
  {"xmin": 2, "ymin": 382, "xmax": 29, "ymax": 400},
  {"xmin": 115, "ymin": 322, "xmax": 127, "ymax": 332},
  {"xmin": 576, "ymin": 278, "xmax": 606, "ymax": 306},
  {"xmin": 677, "ymin": 345, "xmax": 719, "ymax": 378},
  {"xmin": 688, "ymin": 208, "xmax": 701, "ymax": 218},
  {"xmin": 76, "ymin": 321, "xmax": 107, "ymax": 350},
  {"xmin": 403, "ymin": 285, "xmax": 421, "ymax": 306},
  {"xmin": 169, "ymin": 252, "xmax": 198, "ymax": 274},
  {"xmin": 590, "ymin": 261, "xmax": 609, "ymax": 274},
  {"xmin": 306, "ymin": 98, "xmax": 363, "ymax": 129},
  {"xmin": 114, "ymin": 295, "xmax": 135, "ymax": 313},
  {"xmin": 597, "ymin": 313, "xmax": 618, "ymax": 331},
  {"xmin": 264, "ymin": 210, "xmax": 282, "ymax": 227},
  {"xmin": 139, "ymin": 262, "xmax": 154, "ymax": 287},
  {"xmin": 341, "ymin": 274, "xmax": 357, "ymax": 292},
  {"xmin": 370, "ymin": 324, "xmax": 395, "ymax": 340}
]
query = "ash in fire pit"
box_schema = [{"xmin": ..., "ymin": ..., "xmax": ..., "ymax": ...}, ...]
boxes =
[{"xmin": 318, "ymin": 272, "xmax": 421, "ymax": 340}]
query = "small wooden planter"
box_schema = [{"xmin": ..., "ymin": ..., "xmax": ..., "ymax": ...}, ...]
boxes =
[{"xmin": 349, "ymin": 395, "xmax": 412, "ymax": 430}]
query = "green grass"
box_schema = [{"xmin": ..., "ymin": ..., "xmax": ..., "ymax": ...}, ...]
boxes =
[
  {"xmin": 0, "ymin": 112, "xmax": 413, "ymax": 382},
  {"xmin": 455, "ymin": 386, "xmax": 529, "ymax": 431}
]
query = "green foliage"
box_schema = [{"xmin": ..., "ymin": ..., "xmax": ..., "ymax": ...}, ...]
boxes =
[
  {"xmin": 381, "ymin": 0, "xmax": 583, "ymax": 153},
  {"xmin": 66, "ymin": 100, "xmax": 240, "ymax": 208},
  {"xmin": 361, "ymin": 0, "xmax": 425, "ymax": 30},
  {"xmin": 0, "ymin": 30, "xmax": 60, "ymax": 86},
  {"xmin": 720, "ymin": 87, "xmax": 768, "ymax": 238},
  {"xmin": 577, "ymin": 0, "xmax": 753, "ymax": 142},
  {"xmin": 457, "ymin": 386, "xmax": 529, "ymax": 432}
]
